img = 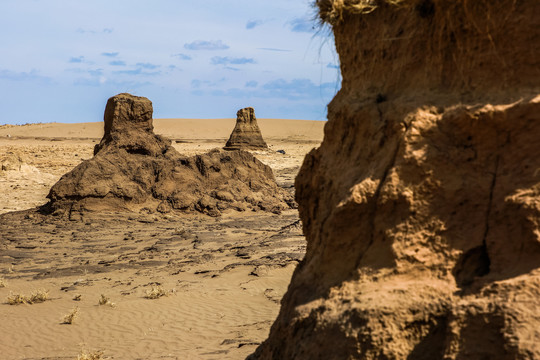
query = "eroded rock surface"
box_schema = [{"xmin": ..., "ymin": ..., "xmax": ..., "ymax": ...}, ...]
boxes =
[
  {"xmin": 252, "ymin": 1, "xmax": 540, "ymax": 359},
  {"xmin": 1, "ymin": 153, "xmax": 25, "ymax": 172},
  {"xmin": 46, "ymin": 94, "xmax": 292, "ymax": 217},
  {"xmin": 224, "ymin": 107, "xmax": 268, "ymax": 150}
]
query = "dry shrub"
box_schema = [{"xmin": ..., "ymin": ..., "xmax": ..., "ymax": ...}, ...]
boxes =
[
  {"xmin": 29, "ymin": 289, "xmax": 49, "ymax": 303},
  {"xmin": 144, "ymin": 285, "xmax": 175, "ymax": 299},
  {"xmin": 6, "ymin": 293, "xmax": 26, "ymax": 305},
  {"xmin": 6, "ymin": 289, "xmax": 49, "ymax": 305},
  {"xmin": 62, "ymin": 307, "xmax": 79, "ymax": 324},
  {"xmin": 98, "ymin": 294, "xmax": 115, "ymax": 307}
]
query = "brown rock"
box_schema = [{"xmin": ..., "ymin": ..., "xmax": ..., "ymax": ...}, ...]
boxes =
[
  {"xmin": 46, "ymin": 94, "xmax": 293, "ymax": 217},
  {"xmin": 224, "ymin": 107, "xmax": 268, "ymax": 150},
  {"xmin": 1, "ymin": 153, "xmax": 24, "ymax": 172},
  {"xmin": 252, "ymin": 1, "xmax": 540, "ymax": 359},
  {"xmin": 93, "ymin": 93, "xmax": 169, "ymax": 157},
  {"xmin": 103, "ymin": 93, "xmax": 153, "ymax": 135}
]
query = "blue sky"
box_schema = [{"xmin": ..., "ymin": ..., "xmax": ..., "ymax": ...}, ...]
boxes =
[{"xmin": 0, "ymin": 0, "xmax": 340, "ymax": 124}]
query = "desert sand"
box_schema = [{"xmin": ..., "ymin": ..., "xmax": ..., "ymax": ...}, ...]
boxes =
[{"xmin": 0, "ymin": 117, "xmax": 324, "ymax": 359}]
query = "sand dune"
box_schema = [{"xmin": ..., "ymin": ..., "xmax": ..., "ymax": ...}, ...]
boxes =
[{"xmin": 0, "ymin": 118, "xmax": 324, "ymax": 142}]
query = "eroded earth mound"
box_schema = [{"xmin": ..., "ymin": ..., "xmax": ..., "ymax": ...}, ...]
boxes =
[
  {"xmin": 252, "ymin": 0, "xmax": 540, "ymax": 359},
  {"xmin": 1, "ymin": 153, "xmax": 25, "ymax": 172},
  {"xmin": 46, "ymin": 93, "xmax": 292, "ymax": 217},
  {"xmin": 224, "ymin": 107, "xmax": 268, "ymax": 150}
]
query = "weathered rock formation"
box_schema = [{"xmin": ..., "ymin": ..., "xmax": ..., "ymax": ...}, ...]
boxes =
[
  {"xmin": 252, "ymin": 0, "xmax": 540, "ymax": 359},
  {"xmin": 1, "ymin": 154, "xmax": 25, "ymax": 172},
  {"xmin": 46, "ymin": 93, "xmax": 292, "ymax": 217},
  {"xmin": 224, "ymin": 107, "xmax": 268, "ymax": 150}
]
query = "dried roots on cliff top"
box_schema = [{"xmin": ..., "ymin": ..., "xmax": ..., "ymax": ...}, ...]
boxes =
[
  {"xmin": 317, "ymin": 0, "xmax": 536, "ymax": 95},
  {"xmin": 317, "ymin": 0, "xmax": 520, "ymax": 24}
]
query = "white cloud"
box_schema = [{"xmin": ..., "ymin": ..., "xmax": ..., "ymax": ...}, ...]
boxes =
[{"xmin": 184, "ymin": 40, "xmax": 229, "ymax": 51}]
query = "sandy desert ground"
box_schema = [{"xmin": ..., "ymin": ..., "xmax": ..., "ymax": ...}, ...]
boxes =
[{"xmin": 0, "ymin": 118, "xmax": 324, "ymax": 359}]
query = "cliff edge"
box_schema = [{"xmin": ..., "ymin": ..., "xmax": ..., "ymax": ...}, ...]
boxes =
[{"xmin": 252, "ymin": 1, "xmax": 540, "ymax": 359}]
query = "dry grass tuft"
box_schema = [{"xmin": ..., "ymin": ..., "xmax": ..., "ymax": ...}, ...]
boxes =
[
  {"xmin": 29, "ymin": 289, "xmax": 49, "ymax": 303},
  {"xmin": 0, "ymin": 277, "xmax": 6, "ymax": 288},
  {"xmin": 144, "ymin": 285, "xmax": 175, "ymax": 299},
  {"xmin": 316, "ymin": 0, "xmax": 386, "ymax": 23},
  {"xmin": 62, "ymin": 306, "xmax": 79, "ymax": 324},
  {"xmin": 98, "ymin": 294, "xmax": 115, "ymax": 307},
  {"xmin": 316, "ymin": 0, "xmax": 416, "ymax": 20},
  {"xmin": 6, "ymin": 293, "xmax": 26, "ymax": 305},
  {"xmin": 6, "ymin": 289, "xmax": 49, "ymax": 305},
  {"xmin": 77, "ymin": 350, "xmax": 105, "ymax": 360}
]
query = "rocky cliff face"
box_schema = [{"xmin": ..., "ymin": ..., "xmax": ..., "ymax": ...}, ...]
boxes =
[
  {"xmin": 47, "ymin": 94, "xmax": 292, "ymax": 218},
  {"xmin": 252, "ymin": 1, "xmax": 540, "ymax": 359}
]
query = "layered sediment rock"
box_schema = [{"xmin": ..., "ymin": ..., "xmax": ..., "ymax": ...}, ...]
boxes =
[
  {"xmin": 224, "ymin": 107, "xmax": 268, "ymax": 150},
  {"xmin": 47, "ymin": 94, "xmax": 292, "ymax": 217},
  {"xmin": 92, "ymin": 93, "xmax": 167, "ymax": 157},
  {"xmin": 253, "ymin": 1, "xmax": 540, "ymax": 359}
]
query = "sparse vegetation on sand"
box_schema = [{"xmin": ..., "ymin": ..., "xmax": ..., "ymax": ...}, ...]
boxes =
[
  {"xmin": 144, "ymin": 285, "xmax": 175, "ymax": 299},
  {"xmin": 62, "ymin": 306, "xmax": 79, "ymax": 324},
  {"xmin": 98, "ymin": 294, "xmax": 115, "ymax": 307},
  {"xmin": 6, "ymin": 289, "xmax": 49, "ymax": 305},
  {"xmin": 77, "ymin": 349, "xmax": 105, "ymax": 360},
  {"xmin": 6, "ymin": 293, "xmax": 25, "ymax": 305},
  {"xmin": 30, "ymin": 289, "xmax": 49, "ymax": 303}
]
